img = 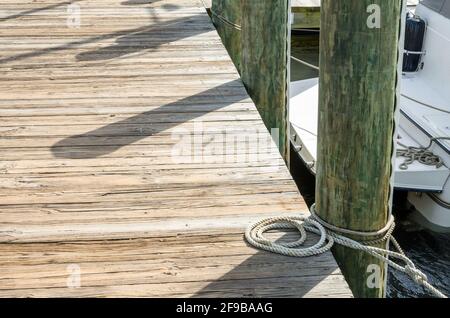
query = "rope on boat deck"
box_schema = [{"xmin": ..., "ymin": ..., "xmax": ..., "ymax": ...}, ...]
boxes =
[
  {"xmin": 397, "ymin": 137, "xmax": 450, "ymax": 170},
  {"xmin": 245, "ymin": 204, "xmax": 447, "ymax": 298},
  {"xmin": 290, "ymin": 56, "xmax": 320, "ymax": 71},
  {"xmin": 401, "ymin": 94, "xmax": 450, "ymax": 114}
]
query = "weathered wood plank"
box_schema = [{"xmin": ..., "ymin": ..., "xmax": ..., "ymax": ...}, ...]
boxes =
[
  {"xmin": 0, "ymin": 0, "xmax": 351, "ymax": 297},
  {"xmin": 0, "ymin": 232, "xmax": 349, "ymax": 298}
]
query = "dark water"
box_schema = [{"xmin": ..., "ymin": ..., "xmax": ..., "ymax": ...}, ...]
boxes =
[
  {"xmin": 386, "ymin": 195, "xmax": 450, "ymax": 298},
  {"xmin": 290, "ymin": 32, "xmax": 450, "ymax": 298}
]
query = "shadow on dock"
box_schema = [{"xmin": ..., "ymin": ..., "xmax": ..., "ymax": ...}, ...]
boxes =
[
  {"xmin": 0, "ymin": 13, "xmax": 207, "ymax": 64},
  {"xmin": 0, "ymin": 1, "xmax": 75, "ymax": 22},
  {"xmin": 121, "ymin": 0, "xmax": 179, "ymax": 9},
  {"xmin": 194, "ymin": 232, "xmax": 343, "ymax": 298},
  {"xmin": 50, "ymin": 80, "xmax": 247, "ymax": 159},
  {"xmin": 0, "ymin": 0, "xmax": 353, "ymax": 299},
  {"xmin": 77, "ymin": 3, "xmax": 195, "ymax": 61}
]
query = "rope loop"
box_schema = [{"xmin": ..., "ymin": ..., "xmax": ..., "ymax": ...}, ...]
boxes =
[
  {"xmin": 245, "ymin": 215, "xmax": 334, "ymax": 258},
  {"xmin": 309, "ymin": 204, "xmax": 395, "ymax": 244},
  {"xmin": 245, "ymin": 205, "xmax": 447, "ymax": 298}
]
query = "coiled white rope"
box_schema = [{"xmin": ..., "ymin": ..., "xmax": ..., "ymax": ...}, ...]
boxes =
[
  {"xmin": 397, "ymin": 137, "xmax": 450, "ymax": 170},
  {"xmin": 245, "ymin": 204, "xmax": 447, "ymax": 298}
]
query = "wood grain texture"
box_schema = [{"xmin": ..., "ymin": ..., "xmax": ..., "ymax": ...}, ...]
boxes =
[
  {"xmin": 240, "ymin": 0, "xmax": 291, "ymax": 161},
  {"xmin": 210, "ymin": 0, "xmax": 242, "ymax": 72},
  {"xmin": 317, "ymin": 0, "xmax": 402, "ymax": 297},
  {"xmin": 0, "ymin": 0, "xmax": 351, "ymax": 297},
  {"xmin": 210, "ymin": 0, "xmax": 290, "ymax": 161}
]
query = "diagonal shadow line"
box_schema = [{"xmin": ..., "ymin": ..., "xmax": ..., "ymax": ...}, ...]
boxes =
[
  {"xmin": 0, "ymin": 1, "xmax": 76, "ymax": 22},
  {"xmin": 121, "ymin": 0, "xmax": 160, "ymax": 5},
  {"xmin": 194, "ymin": 232, "xmax": 341, "ymax": 298},
  {"xmin": 0, "ymin": 13, "xmax": 208, "ymax": 64},
  {"xmin": 51, "ymin": 79, "xmax": 249, "ymax": 159},
  {"xmin": 76, "ymin": 14, "xmax": 205, "ymax": 61},
  {"xmin": 121, "ymin": 0, "xmax": 181, "ymax": 11}
]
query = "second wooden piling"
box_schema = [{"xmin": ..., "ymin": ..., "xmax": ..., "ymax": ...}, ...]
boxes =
[
  {"xmin": 316, "ymin": 0, "xmax": 403, "ymax": 297},
  {"xmin": 211, "ymin": 0, "xmax": 291, "ymax": 161}
]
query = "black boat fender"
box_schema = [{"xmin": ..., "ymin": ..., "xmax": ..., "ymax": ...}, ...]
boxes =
[{"xmin": 403, "ymin": 12, "xmax": 427, "ymax": 73}]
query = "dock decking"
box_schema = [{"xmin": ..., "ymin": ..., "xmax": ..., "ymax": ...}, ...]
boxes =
[{"xmin": 0, "ymin": 0, "xmax": 351, "ymax": 297}]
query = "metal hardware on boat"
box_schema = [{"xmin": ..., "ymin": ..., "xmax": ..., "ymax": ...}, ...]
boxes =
[
  {"xmin": 291, "ymin": 132, "xmax": 298, "ymax": 142},
  {"xmin": 404, "ymin": 50, "xmax": 426, "ymax": 56}
]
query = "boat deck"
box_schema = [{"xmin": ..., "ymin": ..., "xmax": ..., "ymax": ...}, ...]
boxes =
[{"xmin": 0, "ymin": 0, "xmax": 351, "ymax": 297}]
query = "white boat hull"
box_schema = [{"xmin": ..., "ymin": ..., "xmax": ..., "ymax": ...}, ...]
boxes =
[
  {"xmin": 290, "ymin": 78, "xmax": 450, "ymax": 231},
  {"xmin": 289, "ymin": 2, "xmax": 450, "ymax": 231}
]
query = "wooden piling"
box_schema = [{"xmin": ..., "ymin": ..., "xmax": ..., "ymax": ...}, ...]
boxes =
[
  {"xmin": 211, "ymin": 0, "xmax": 291, "ymax": 161},
  {"xmin": 241, "ymin": 0, "xmax": 291, "ymax": 161},
  {"xmin": 211, "ymin": 0, "xmax": 242, "ymax": 72},
  {"xmin": 316, "ymin": 0, "xmax": 403, "ymax": 297}
]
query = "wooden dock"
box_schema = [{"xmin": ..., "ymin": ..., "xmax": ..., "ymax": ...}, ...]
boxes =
[{"xmin": 0, "ymin": 0, "xmax": 351, "ymax": 297}]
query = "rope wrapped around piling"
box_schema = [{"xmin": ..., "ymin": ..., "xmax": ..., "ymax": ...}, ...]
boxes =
[{"xmin": 245, "ymin": 204, "xmax": 447, "ymax": 298}]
